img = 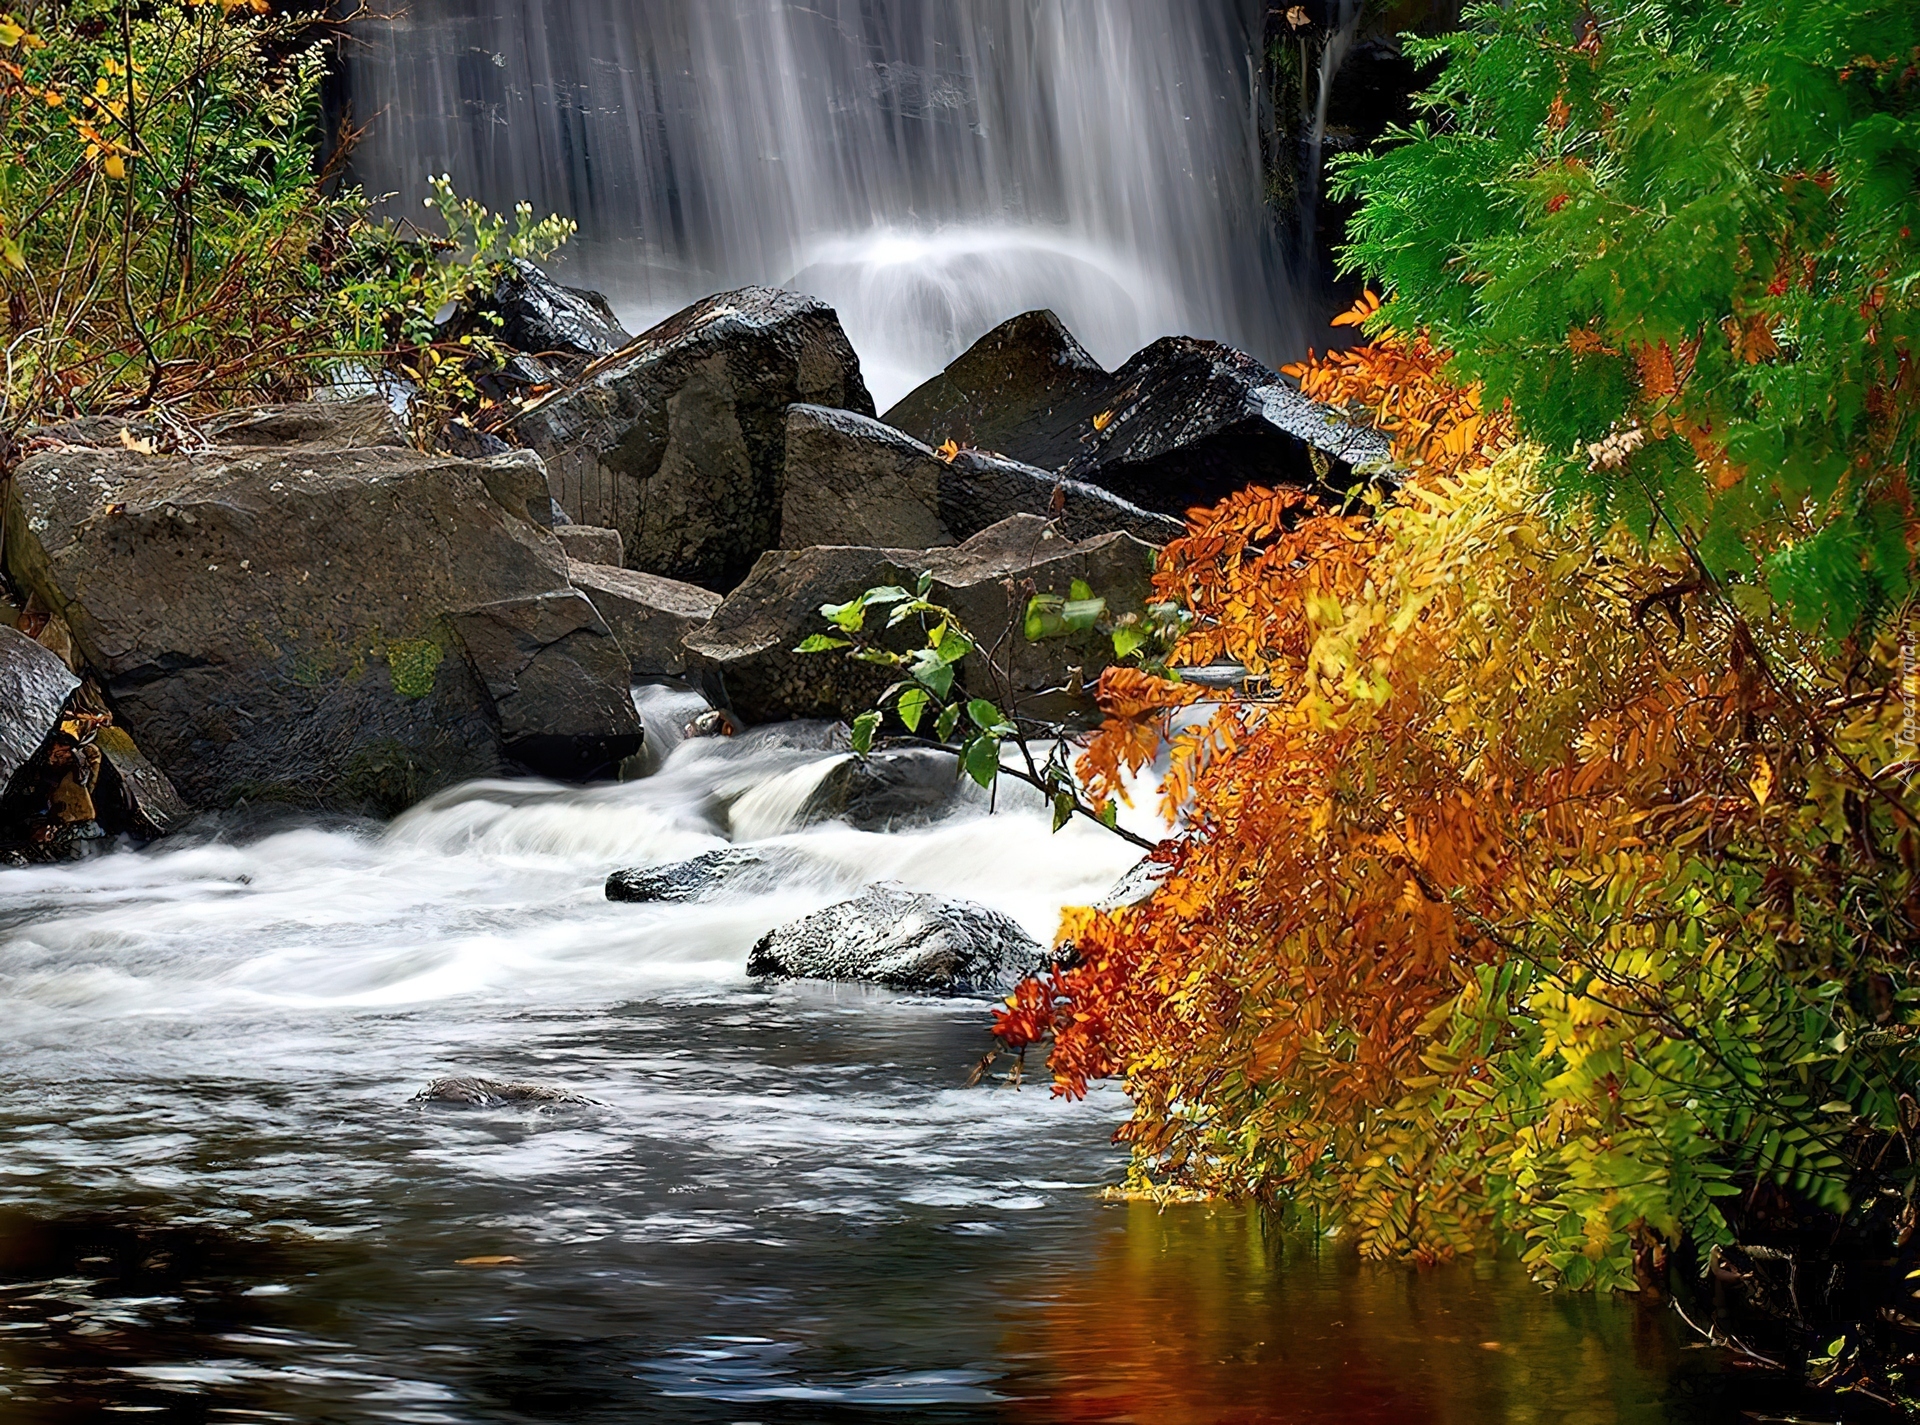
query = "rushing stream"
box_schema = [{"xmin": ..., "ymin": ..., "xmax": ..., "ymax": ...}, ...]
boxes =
[{"xmin": 4, "ymin": 721, "xmax": 1752, "ymax": 1422}]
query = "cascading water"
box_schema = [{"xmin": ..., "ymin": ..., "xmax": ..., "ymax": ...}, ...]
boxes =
[{"xmin": 340, "ymin": 0, "xmax": 1295, "ymax": 407}]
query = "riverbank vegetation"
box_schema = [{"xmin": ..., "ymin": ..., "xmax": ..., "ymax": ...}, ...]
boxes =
[
  {"xmin": 979, "ymin": 0, "xmax": 1920, "ymax": 1410},
  {"xmin": 0, "ymin": 0, "xmax": 570, "ymax": 442}
]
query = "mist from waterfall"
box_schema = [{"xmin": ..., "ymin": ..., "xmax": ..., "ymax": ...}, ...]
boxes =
[{"xmin": 340, "ymin": 0, "xmax": 1292, "ymax": 406}]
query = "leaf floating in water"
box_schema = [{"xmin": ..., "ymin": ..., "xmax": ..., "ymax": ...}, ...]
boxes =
[{"xmin": 456, "ymin": 1256, "xmax": 524, "ymax": 1267}]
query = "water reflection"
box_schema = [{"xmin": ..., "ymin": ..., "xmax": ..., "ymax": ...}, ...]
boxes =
[{"xmin": 1003, "ymin": 1203, "xmax": 1714, "ymax": 1425}]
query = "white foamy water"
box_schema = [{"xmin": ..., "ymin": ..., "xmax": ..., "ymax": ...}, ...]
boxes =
[{"xmin": 0, "ymin": 727, "xmax": 1146, "ymax": 1036}]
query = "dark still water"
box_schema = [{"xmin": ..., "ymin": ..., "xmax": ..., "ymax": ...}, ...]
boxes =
[{"xmin": 0, "ymin": 734, "xmax": 1744, "ymax": 1423}]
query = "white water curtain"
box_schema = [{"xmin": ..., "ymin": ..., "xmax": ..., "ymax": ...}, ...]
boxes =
[{"xmin": 343, "ymin": 0, "xmax": 1292, "ymax": 405}]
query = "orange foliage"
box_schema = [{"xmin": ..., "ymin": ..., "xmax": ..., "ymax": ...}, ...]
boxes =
[
  {"xmin": 1281, "ymin": 293, "xmax": 1512, "ymax": 481},
  {"xmin": 991, "ymin": 315, "xmax": 1914, "ymax": 1273}
]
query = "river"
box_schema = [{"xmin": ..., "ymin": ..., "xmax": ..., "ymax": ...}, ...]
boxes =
[{"xmin": 1, "ymin": 721, "xmax": 1753, "ymax": 1423}]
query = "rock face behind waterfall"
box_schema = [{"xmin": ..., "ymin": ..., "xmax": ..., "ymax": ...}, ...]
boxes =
[
  {"xmin": 779, "ymin": 404, "xmax": 1183, "ymax": 550},
  {"xmin": 748, "ymin": 882, "xmax": 1047, "ymax": 993},
  {"xmin": 2, "ymin": 403, "xmax": 642, "ymax": 814},
  {"xmin": 683, "ymin": 515, "xmax": 1156, "ymax": 727},
  {"xmin": 515, "ymin": 286, "xmax": 874, "ymax": 591},
  {"xmin": 886, "ymin": 311, "xmax": 1392, "ymax": 515}
]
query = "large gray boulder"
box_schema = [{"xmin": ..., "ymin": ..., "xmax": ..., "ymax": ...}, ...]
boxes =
[
  {"xmin": 747, "ymin": 882, "xmax": 1048, "ymax": 993},
  {"xmin": 682, "ymin": 514, "xmax": 1156, "ymax": 727},
  {"xmin": 0, "ymin": 625, "xmax": 78, "ymax": 801},
  {"xmin": 565, "ymin": 560, "xmax": 721, "ymax": 678},
  {"xmin": 886, "ymin": 311, "xmax": 1393, "ymax": 518},
  {"xmin": 779, "ymin": 404, "xmax": 1182, "ymax": 550},
  {"xmin": 514, "ymin": 287, "xmax": 874, "ymax": 591},
  {"xmin": 3, "ymin": 404, "xmax": 640, "ymax": 814}
]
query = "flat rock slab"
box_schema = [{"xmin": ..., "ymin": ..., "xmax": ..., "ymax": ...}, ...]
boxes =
[
  {"xmin": 780, "ymin": 404, "xmax": 1182, "ymax": 551},
  {"xmin": 516, "ymin": 286, "xmax": 873, "ymax": 590},
  {"xmin": 566, "ymin": 560, "xmax": 720, "ymax": 678},
  {"xmin": 3, "ymin": 411, "xmax": 636, "ymax": 814},
  {"xmin": 748, "ymin": 882, "xmax": 1047, "ymax": 993},
  {"xmin": 554, "ymin": 525, "xmax": 624, "ymax": 566},
  {"xmin": 684, "ymin": 513, "xmax": 1156, "ymax": 727},
  {"xmin": 0, "ymin": 625, "xmax": 79, "ymax": 800}
]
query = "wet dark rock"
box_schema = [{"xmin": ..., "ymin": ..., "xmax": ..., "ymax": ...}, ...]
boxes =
[
  {"xmin": 411, "ymin": 1076, "xmax": 603, "ymax": 1107},
  {"xmin": 779, "ymin": 404, "xmax": 1183, "ymax": 550},
  {"xmin": 2, "ymin": 421, "xmax": 628, "ymax": 814},
  {"xmin": 554, "ymin": 525, "xmax": 623, "ymax": 566},
  {"xmin": 748, "ymin": 882, "xmax": 1047, "ymax": 993},
  {"xmin": 0, "ymin": 625, "xmax": 79, "ymax": 800},
  {"xmin": 1059, "ymin": 336, "xmax": 1392, "ymax": 516},
  {"xmin": 884, "ymin": 310, "xmax": 1115, "ymax": 472},
  {"xmin": 486, "ymin": 258, "xmax": 631, "ymax": 365},
  {"xmin": 446, "ymin": 591, "xmax": 644, "ymax": 782},
  {"xmin": 565, "ymin": 560, "xmax": 720, "ymax": 678},
  {"xmin": 515, "ymin": 286, "xmax": 874, "ymax": 591},
  {"xmin": 92, "ymin": 725, "xmax": 191, "ymax": 838},
  {"xmin": 804, "ymin": 746, "xmax": 963, "ymax": 829},
  {"xmin": 886, "ymin": 312, "xmax": 1393, "ymax": 517},
  {"xmin": 441, "ymin": 420, "xmax": 515, "ymax": 462},
  {"xmin": 684, "ymin": 514, "xmax": 1155, "ymax": 728},
  {"xmin": 606, "ymin": 845, "xmax": 810, "ymax": 904}
]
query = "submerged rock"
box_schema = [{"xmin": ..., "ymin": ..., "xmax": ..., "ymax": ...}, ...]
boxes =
[
  {"xmin": 747, "ymin": 882, "xmax": 1047, "ymax": 993},
  {"xmin": 683, "ymin": 514, "xmax": 1155, "ymax": 727},
  {"xmin": 565, "ymin": 559, "xmax": 720, "ymax": 678},
  {"xmin": 515, "ymin": 286, "xmax": 874, "ymax": 590},
  {"xmin": 0, "ymin": 625, "xmax": 79, "ymax": 801},
  {"xmin": 606, "ymin": 845, "xmax": 810, "ymax": 904},
  {"xmin": 411, "ymin": 1076, "xmax": 603, "ymax": 1107},
  {"xmin": 886, "ymin": 311, "xmax": 1392, "ymax": 516},
  {"xmin": 803, "ymin": 745, "xmax": 965, "ymax": 829},
  {"xmin": 779, "ymin": 403, "xmax": 1183, "ymax": 550},
  {"xmin": 2, "ymin": 402, "xmax": 637, "ymax": 814}
]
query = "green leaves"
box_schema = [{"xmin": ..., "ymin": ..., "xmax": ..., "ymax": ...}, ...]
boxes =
[
  {"xmin": 794, "ymin": 633, "xmax": 852, "ymax": 654},
  {"xmin": 962, "ymin": 733, "xmax": 1002, "ymax": 789},
  {"xmin": 1025, "ymin": 581, "xmax": 1108, "ymax": 641},
  {"xmin": 850, "ymin": 711, "xmax": 880, "ymax": 756},
  {"xmin": 895, "ymin": 684, "xmax": 932, "ymax": 734},
  {"xmin": 1336, "ymin": 0, "xmax": 1920, "ymax": 638}
]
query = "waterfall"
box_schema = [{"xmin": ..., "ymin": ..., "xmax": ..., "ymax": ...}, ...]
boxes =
[{"xmin": 339, "ymin": 0, "xmax": 1294, "ymax": 406}]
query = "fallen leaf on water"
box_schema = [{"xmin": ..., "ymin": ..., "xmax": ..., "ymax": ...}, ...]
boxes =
[{"xmin": 456, "ymin": 1255, "xmax": 523, "ymax": 1267}]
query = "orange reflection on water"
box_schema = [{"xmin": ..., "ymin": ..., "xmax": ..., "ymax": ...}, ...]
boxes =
[{"xmin": 998, "ymin": 1201, "xmax": 1692, "ymax": 1425}]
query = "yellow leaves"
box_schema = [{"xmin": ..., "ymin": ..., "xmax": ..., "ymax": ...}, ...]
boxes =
[
  {"xmin": 935, "ymin": 438, "xmax": 960, "ymax": 462},
  {"xmin": 0, "ymin": 13, "xmax": 43, "ymax": 49},
  {"xmin": 1092, "ymin": 409, "xmax": 1115, "ymax": 432},
  {"xmin": 103, "ymin": 153, "xmax": 127, "ymax": 180},
  {"xmin": 1749, "ymin": 755, "xmax": 1775, "ymax": 807}
]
